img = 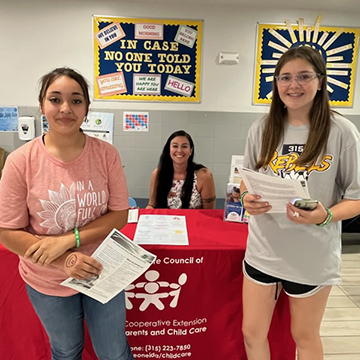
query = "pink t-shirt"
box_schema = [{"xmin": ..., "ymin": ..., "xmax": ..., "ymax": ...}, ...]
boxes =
[{"xmin": 0, "ymin": 135, "xmax": 129, "ymax": 296}]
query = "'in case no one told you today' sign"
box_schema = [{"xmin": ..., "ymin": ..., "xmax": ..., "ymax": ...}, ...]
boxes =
[{"xmin": 93, "ymin": 16, "xmax": 203, "ymax": 102}]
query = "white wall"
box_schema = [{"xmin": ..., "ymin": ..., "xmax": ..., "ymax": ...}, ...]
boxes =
[{"xmin": 2, "ymin": 0, "xmax": 360, "ymax": 114}]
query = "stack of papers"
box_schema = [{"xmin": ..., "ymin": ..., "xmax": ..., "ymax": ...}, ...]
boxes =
[{"xmin": 238, "ymin": 168, "xmax": 311, "ymax": 213}]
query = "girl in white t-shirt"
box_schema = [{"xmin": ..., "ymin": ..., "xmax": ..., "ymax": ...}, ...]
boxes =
[{"xmin": 241, "ymin": 47, "xmax": 360, "ymax": 359}]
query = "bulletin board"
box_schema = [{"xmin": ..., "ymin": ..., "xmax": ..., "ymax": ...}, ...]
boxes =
[
  {"xmin": 254, "ymin": 16, "xmax": 360, "ymax": 107},
  {"xmin": 93, "ymin": 16, "xmax": 202, "ymax": 102}
]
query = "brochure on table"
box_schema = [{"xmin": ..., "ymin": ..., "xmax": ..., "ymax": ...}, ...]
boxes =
[
  {"xmin": 229, "ymin": 155, "xmax": 244, "ymax": 184},
  {"xmin": 224, "ymin": 155, "xmax": 249, "ymax": 223},
  {"xmin": 134, "ymin": 215, "xmax": 189, "ymax": 245}
]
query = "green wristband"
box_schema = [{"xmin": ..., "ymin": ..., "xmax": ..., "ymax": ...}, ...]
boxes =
[
  {"xmin": 74, "ymin": 227, "xmax": 80, "ymax": 248},
  {"xmin": 316, "ymin": 208, "xmax": 333, "ymax": 227},
  {"xmin": 240, "ymin": 190, "xmax": 249, "ymax": 208}
]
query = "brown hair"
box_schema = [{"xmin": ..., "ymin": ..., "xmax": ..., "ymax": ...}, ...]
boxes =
[
  {"xmin": 255, "ymin": 46, "xmax": 331, "ymax": 169},
  {"xmin": 38, "ymin": 67, "xmax": 91, "ymax": 114}
]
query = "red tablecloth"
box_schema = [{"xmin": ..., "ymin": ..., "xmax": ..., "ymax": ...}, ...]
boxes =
[{"xmin": 0, "ymin": 209, "xmax": 295, "ymax": 360}]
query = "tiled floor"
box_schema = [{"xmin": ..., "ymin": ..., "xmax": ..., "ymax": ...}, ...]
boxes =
[{"xmin": 321, "ymin": 234, "xmax": 360, "ymax": 359}]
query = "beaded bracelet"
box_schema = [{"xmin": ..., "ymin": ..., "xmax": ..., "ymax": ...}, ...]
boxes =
[
  {"xmin": 74, "ymin": 227, "xmax": 80, "ymax": 248},
  {"xmin": 316, "ymin": 208, "xmax": 333, "ymax": 227},
  {"xmin": 240, "ymin": 190, "xmax": 249, "ymax": 208}
]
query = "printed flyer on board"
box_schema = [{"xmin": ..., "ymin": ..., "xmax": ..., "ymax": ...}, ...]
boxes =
[{"xmin": 61, "ymin": 229, "xmax": 156, "ymax": 303}]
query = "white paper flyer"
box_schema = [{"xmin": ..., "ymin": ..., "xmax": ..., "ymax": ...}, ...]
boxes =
[
  {"xmin": 238, "ymin": 168, "xmax": 311, "ymax": 213},
  {"xmin": 134, "ymin": 215, "xmax": 189, "ymax": 245},
  {"xmin": 61, "ymin": 229, "xmax": 156, "ymax": 304}
]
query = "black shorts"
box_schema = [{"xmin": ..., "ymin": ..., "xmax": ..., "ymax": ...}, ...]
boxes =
[{"xmin": 243, "ymin": 260, "xmax": 322, "ymax": 298}]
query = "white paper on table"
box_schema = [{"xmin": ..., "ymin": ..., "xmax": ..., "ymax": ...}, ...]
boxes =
[
  {"xmin": 61, "ymin": 229, "xmax": 156, "ymax": 304},
  {"xmin": 127, "ymin": 208, "xmax": 139, "ymax": 223},
  {"xmin": 238, "ymin": 168, "xmax": 311, "ymax": 213},
  {"xmin": 134, "ymin": 215, "xmax": 189, "ymax": 245}
]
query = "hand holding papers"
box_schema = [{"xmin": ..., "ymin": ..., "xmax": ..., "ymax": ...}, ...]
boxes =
[
  {"xmin": 61, "ymin": 229, "xmax": 156, "ymax": 304},
  {"xmin": 238, "ymin": 168, "xmax": 311, "ymax": 213},
  {"xmin": 134, "ymin": 215, "xmax": 189, "ymax": 245}
]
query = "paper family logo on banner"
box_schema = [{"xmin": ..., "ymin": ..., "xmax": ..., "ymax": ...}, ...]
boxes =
[
  {"xmin": 125, "ymin": 270, "xmax": 187, "ymax": 311},
  {"xmin": 254, "ymin": 15, "xmax": 360, "ymax": 107}
]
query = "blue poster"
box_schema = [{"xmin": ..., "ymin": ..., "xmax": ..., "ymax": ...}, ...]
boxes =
[{"xmin": 0, "ymin": 107, "xmax": 18, "ymax": 132}]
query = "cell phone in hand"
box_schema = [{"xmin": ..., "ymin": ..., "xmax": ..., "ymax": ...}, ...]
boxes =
[{"xmin": 293, "ymin": 198, "xmax": 318, "ymax": 211}]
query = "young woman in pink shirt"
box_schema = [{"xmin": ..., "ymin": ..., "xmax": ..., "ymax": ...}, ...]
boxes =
[{"xmin": 0, "ymin": 68, "xmax": 134, "ymax": 360}]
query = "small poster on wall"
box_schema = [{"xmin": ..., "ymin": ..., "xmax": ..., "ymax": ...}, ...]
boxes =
[
  {"xmin": 93, "ymin": 16, "xmax": 202, "ymax": 102},
  {"xmin": 123, "ymin": 112, "xmax": 149, "ymax": 132},
  {"xmin": 254, "ymin": 15, "xmax": 360, "ymax": 107},
  {"xmin": 0, "ymin": 107, "xmax": 18, "ymax": 132},
  {"xmin": 81, "ymin": 112, "xmax": 114, "ymax": 144},
  {"xmin": 41, "ymin": 114, "xmax": 49, "ymax": 134}
]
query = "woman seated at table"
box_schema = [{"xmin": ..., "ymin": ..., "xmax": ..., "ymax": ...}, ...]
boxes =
[{"xmin": 146, "ymin": 130, "xmax": 216, "ymax": 209}]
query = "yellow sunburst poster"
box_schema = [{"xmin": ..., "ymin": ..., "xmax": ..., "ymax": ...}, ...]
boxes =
[{"xmin": 254, "ymin": 16, "xmax": 360, "ymax": 107}]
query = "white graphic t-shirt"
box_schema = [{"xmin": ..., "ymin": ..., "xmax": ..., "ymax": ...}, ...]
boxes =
[{"xmin": 243, "ymin": 113, "xmax": 360, "ymax": 285}]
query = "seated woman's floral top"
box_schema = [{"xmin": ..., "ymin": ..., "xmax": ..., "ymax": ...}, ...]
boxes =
[{"xmin": 167, "ymin": 172, "xmax": 202, "ymax": 209}]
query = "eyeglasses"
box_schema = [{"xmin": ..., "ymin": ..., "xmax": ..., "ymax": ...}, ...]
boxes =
[{"xmin": 275, "ymin": 72, "xmax": 320, "ymax": 86}]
